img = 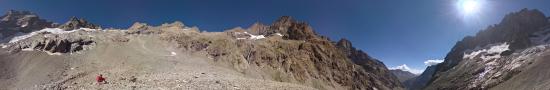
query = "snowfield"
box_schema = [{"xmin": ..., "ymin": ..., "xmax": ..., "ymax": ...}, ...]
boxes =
[
  {"xmin": 466, "ymin": 42, "xmax": 550, "ymax": 89},
  {"xmin": 463, "ymin": 43, "xmax": 509, "ymax": 61},
  {"xmin": 8, "ymin": 28, "xmax": 99, "ymax": 43}
]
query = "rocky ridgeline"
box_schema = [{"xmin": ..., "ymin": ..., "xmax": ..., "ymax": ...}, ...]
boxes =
[
  {"xmin": 127, "ymin": 21, "xmax": 199, "ymax": 34},
  {"xmin": 124, "ymin": 16, "xmax": 403, "ymax": 89},
  {"xmin": 423, "ymin": 9, "xmax": 550, "ymax": 89}
]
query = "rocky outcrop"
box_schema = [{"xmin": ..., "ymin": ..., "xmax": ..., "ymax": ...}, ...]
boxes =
[
  {"xmin": 425, "ymin": 9, "xmax": 550, "ymax": 89},
  {"xmin": 58, "ymin": 17, "xmax": 100, "ymax": 30},
  {"xmin": 0, "ymin": 10, "xmax": 56, "ymax": 40}
]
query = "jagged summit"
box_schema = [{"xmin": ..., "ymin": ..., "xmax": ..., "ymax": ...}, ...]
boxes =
[
  {"xmin": 58, "ymin": 16, "xmax": 100, "ymax": 30},
  {"xmin": 0, "ymin": 10, "xmax": 55, "ymax": 32},
  {"xmin": 1, "ymin": 10, "xmax": 34, "ymax": 21},
  {"xmin": 128, "ymin": 22, "xmax": 150, "ymax": 31},
  {"xmin": 272, "ymin": 16, "xmax": 294, "ymax": 28},
  {"xmin": 246, "ymin": 16, "xmax": 318, "ymax": 40},
  {"xmin": 499, "ymin": 9, "xmax": 547, "ymax": 28},
  {"xmin": 336, "ymin": 38, "xmax": 353, "ymax": 53}
]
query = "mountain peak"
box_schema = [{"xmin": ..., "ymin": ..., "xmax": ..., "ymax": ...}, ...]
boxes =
[
  {"xmin": 2, "ymin": 10, "xmax": 35, "ymax": 22},
  {"xmin": 336, "ymin": 38, "xmax": 354, "ymax": 53},
  {"xmin": 3, "ymin": 10, "xmax": 33, "ymax": 17},
  {"xmin": 0, "ymin": 10, "xmax": 54, "ymax": 33},
  {"xmin": 272, "ymin": 16, "xmax": 294, "ymax": 27},
  {"xmin": 58, "ymin": 16, "xmax": 100, "ymax": 30},
  {"xmin": 499, "ymin": 8, "xmax": 547, "ymax": 28}
]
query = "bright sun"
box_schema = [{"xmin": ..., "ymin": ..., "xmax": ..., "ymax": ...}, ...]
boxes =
[{"xmin": 457, "ymin": 0, "xmax": 481, "ymax": 16}]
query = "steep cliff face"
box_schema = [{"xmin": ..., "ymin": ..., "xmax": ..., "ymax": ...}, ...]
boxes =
[
  {"xmin": 425, "ymin": 9, "xmax": 550, "ymax": 90},
  {"xmin": 336, "ymin": 38, "xmax": 402, "ymax": 88}
]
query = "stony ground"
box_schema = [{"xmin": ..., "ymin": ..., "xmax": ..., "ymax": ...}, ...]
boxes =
[{"xmin": 0, "ymin": 32, "xmax": 317, "ymax": 90}]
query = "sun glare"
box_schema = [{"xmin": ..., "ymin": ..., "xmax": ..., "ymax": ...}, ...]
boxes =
[
  {"xmin": 457, "ymin": 0, "xmax": 482, "ymax": 16},
  {"xmin": 462, "ymin": 0, "xmax": 479, "ymax": 14}
]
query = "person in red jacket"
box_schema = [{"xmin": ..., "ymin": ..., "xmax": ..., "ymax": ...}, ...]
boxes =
[{"xmin": 96, "ymin": 74, "xmax": 106, "ymax": 85}]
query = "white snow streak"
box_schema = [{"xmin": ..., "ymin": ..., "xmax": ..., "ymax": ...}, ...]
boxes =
[
  {"xmin": 8, "ymin": 28, "xmax": 99, "ymax": 43},
  {"xmin": 235, "ymin": 32, "xmax": 266, "ymax": 40},
  {"xmin": 170, "ymin": 52, "xmax": 177, "ymax": 56},
  {"xmin": 274, "ymin": 33, "xmax": 283, "ymax": 36},
  {"xmin": 21, "ymin": 23, "xmax": 28, "ymax": 27},
  {"xmin": 463, "ymin": 43, "xmax": 509, "ymax": 61},
  {"xmin": 249, "ymin": 34, "xmax": 265, "ymax": 40},
  {"xmin": 21, "ymin": 48, "xmax": 34, "ymax": 51}
]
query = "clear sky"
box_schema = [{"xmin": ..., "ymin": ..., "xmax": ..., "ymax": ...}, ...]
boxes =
[{"xmin": 1, "ymin": 0, "xmax": 549, "ymax": 73}]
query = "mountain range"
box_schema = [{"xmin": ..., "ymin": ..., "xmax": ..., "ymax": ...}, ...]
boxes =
[
  {"xmin": 2, "ymin": 8, "xmax": 550, "ymax": 90},
  {"xmin": 0, "ymin": 10, "xmax": 402, "ymax": 90}
]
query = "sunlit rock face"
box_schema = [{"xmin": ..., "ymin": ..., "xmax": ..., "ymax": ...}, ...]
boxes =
[{"xmin": 425, "ymin": 9, "xmax": 550, "ymax": 90}]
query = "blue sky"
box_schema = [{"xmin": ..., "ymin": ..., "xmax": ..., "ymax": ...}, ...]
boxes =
[{"xmin": 1, "ymin": 0, "xmax": 549, "ymax": 73}]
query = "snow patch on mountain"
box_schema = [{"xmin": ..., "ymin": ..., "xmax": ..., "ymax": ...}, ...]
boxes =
[
  {"xmin": 274, "ymin": 33, "xmax": 283, "ymax": 36},
  {"xmin": 170, "ymin": 52, "xmax": 177, "ymax": 56},
  {"xmin": 468, "ymin": 44, "xmax": 548, "ymax": 88},
  {"xmin": 1, "ymin": 44, "xmax": 7, "ymax": 48},
  {"xmin": 463, "ymin": 43, "xmax": 509, "ymax": 61},
  {"xmin": 234, "ymin": 32, "xmax": 266, "ymax": 40},
  {"xmin": 389, "ymin": 64, "xmax": 423, "ymax": 75},
  {"xmin": 8, "ymin": 28, "xmax": 100, "ymax": 43},
  {"xmin": 21, "ymin": 48, "xmax": 34, "ymax": 51},
  {"xmin": 21, "ymin": 23, "xmax": 28, "ymax": 27}
]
